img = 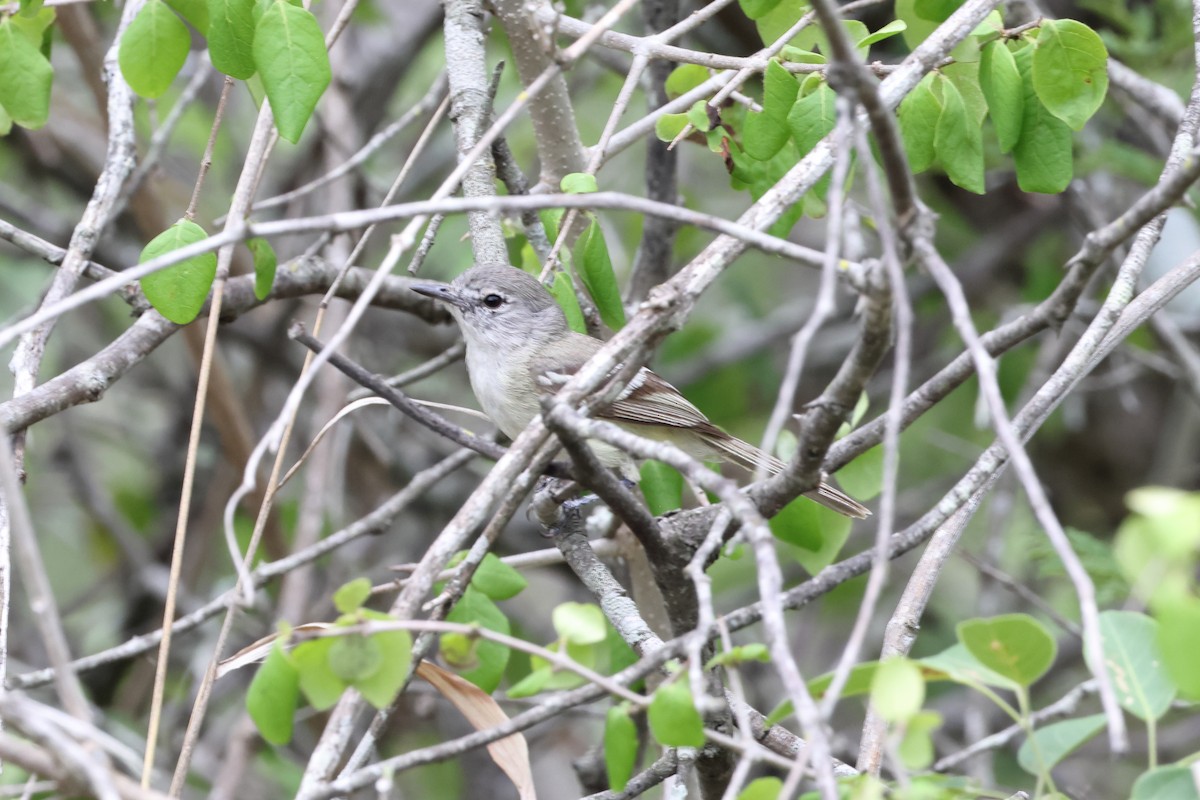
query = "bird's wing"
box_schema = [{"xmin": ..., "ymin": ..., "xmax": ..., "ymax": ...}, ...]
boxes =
[{"xmin": 530, "ymin": 337, "xmax": 716, "ymax": 431}]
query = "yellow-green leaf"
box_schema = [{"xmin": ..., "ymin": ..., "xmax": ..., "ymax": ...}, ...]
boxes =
[
  {"xmin": 207, "ymin": 0, "xmax": 256, "ymax": 78},
  {"xmin": 119, "ymin": 0, "xmax": 191, "ymax": 99},
  {"xmin": 0, "ymin": 18, "xmax": 53, "ymax": 129},
  {"xmin": 138, "ymin": 220, "xmax": 218, "ymax": 325},
  {"xmin": 253, "ymin": 0, "xmax": 331, "ymax": 143}
]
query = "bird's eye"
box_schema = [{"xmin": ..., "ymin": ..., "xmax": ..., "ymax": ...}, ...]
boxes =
[{"xmin": 483, "ymin": 293, "xmax": 504, "ymax": 309}]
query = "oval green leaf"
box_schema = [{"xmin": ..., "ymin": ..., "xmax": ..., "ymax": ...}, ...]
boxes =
[
  {"xmin": 165, "ymin": 0, "xmax": 209, "ymax": 34},
  {"xmin": 979, "ymin": 40, "xmax": 1024, "ymax": 153},
  {"xmin": 253, "ymin": 0, "xmax": 331, "ymax": 143},
  {"xmin": 1032, "ymin": 19, "xmax": 1108, "ymax": 131},
  {"xmin": 1017, "ymin": 713, "xmax": 1105, "ymax": 775},
  {"xmin": 246, "ymin": 643, "xmax": 300, "ymax": 745},
  {"xmin": 573, "ymin": 219, "xmax": 626, "ymax": 330},
  {"xmin": 471, "ymin": 552, "xmax": 528, "ymax": 601},
  {"xmin": 934, "ymin": 75, "xmax": 984, "ymax": 194},
  {"xmin": 1012, "ymin": 44, "xmax": 1073, "ymax": 194},
  {"xmin": 248, "ymin": 237, "xmax": 277, "ymax": 300},
  {"xmin": 0, "ymin": 18, "xmax": 53, "ymax": 129},
  {"xmin": 640, "ymin": 460, "xmax": 684, "ymax": 516},
  {"xmin": 445, "ymin": 586, "xmax": 510, "ymax": 693},
  {"xmin": 291, "ymin": 638, "xmax": 346, "ymax": 710},
  {"xmin": 870, "ymin": 657, "xmax": 925, "ymax": 723},
  {"xmin": 957, "ymin": 613, "xmax": 1057, "ymax": 686},
  {"xmin": 1131, "ymin": 767, "xmax": 1200, "ymax": 800},
  {"xmin": 1098, "ymin": 610, "xmax": 1176, "ymax": 720},
  {"xmin": 139, "ymin": 220, "xmax": 218, "ymax": 325},
  {"xmin": 332, "ymin": 577, "xmax": 371, "ymax": 614},
  {"xmin": 553, "ymin": 601, "xmax": 607, "ymax": 646},
  {"xmin": 899, "ymin": 74, "xmax": 941, "ymax": 173},
  {"xmin": 560, "ymin": 172, "xmax": 598, "ymax": 194},
  {"xmin": 738, "ymin": 777, "xmax": 783, "ymax": 799},
  {"xmin": 547, "ymin": 270, "xmax": 587, "ymax": 334},
  {"xmin": 665, "ymin": 64, "xmax": 710, "ymax": 100},
  {"xmin": 328, "ymin": 634, "xmax": 382, "ymax": 683},
  {"xmin": 119, "ymin": 0, "xmax": 190, "ymax": 99},
  {"xmin": 648, "ymin": 681, "xmax": 705, "ymax": 747},
  {"xmin": 208, "ymin": 0, "xmax": 257, "ymax": 78},
  {"xmin": 604, "ymin": 705, "xmax": 638, "ymax": 792},
  {"xmin": 351, "ymin": 619, "xmax": 413, "ymax": 709}
]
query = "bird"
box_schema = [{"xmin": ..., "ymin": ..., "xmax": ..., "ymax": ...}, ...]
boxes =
[{"xmin": 412, "ymin": 264, "xmax": 870, "ymax": 519}]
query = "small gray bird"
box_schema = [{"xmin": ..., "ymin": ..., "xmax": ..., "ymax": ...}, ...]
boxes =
[{"xmin": 413, "ymin": 264, "xmax": 870, "ymax": 519}]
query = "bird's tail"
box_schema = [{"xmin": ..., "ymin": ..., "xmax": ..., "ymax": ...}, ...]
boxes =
[{"xmin": 698, "ymin": 432, "xmax": 872, "ymax": 520}]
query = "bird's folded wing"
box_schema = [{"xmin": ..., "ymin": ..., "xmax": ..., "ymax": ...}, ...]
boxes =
[{"xmin": 533, "ymin": 359, "xmax": 718, "ymax": 432}]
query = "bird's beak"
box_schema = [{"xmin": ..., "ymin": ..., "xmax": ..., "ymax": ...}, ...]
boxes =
[{"xmin": 411, "ymin": 282, "xmax": 467, "ymax": 310}]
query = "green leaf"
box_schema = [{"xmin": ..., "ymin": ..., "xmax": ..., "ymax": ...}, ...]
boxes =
[
  {"xmin": 247, "ymin": 237, "xmax": 277, "ymax": 300},
  {"xmin": 506, "ymin": 666, "xmax": 552, "ymax": 698},
  {"xmin": 1032, "ymin": 19, "xmax": 1108, "ymax": 130},
  {"xmin": 139, "ymin": 220, "xmax": 218, "ymax": 325},
  {"xmin": 547, "ymin": 270, "xmax": 587, "ymax": 333},
  {"xmin": 1131, "ymin": 767, "xmax": 1200, "ymax": 800},
  {"xmin": 898, "ymin": 74, "xmax": 940, "ymax": 173},
  {"xmin": 291, "ymin": 638, "xmax": 346, "ymax": 710},
  {"xmin": 738, "ymin": 0, "xmax": 784, "ymax": 21},
  {"xmin": 857, "ymin": 19, "xmax": 907, "ymax": 49},
  {"xmin": 1017, "ymin": 713, "xmax": 1105, "ymax": 775},
  {"xmin": 762, "ymin": 59, "xmax": 799, "ymax": 121},
  {"xmin": 769, "ymin": 493, "xmax": 824, "ymax": 551},
  {"xmin": 665, "ymin": 64, "xmax": 710, "ymax": 100},
  {"xmin": 706, "ymin": 643, "xmax": 770, "ymax": 670},
  {"xmin": 738, "ymin": 777, "xmax": 783, "ymax": 800},
  {"xmin": 870, "ymin": 658, "xmax": 925, "ymax": 723},
  {"xmin": 328, "ymin": 634, "xmax": 383, "ymax": 683},
  {"xmin": 166, "ymin": 0, "xmax": 209, "ymax": 33},
  {"xmin": 1098, "ymin": 610, "xmax": 1176, "ymax": 720},
  {"xmin": 253, "ymin": 0, "xmax": 331, "ymax": 143},
  {"xmin": 1157, "ymin": 598, "xmax": 1200, "ymax": 700},
  {"xmin": 18, "ymin": 0, "xmax": 45, "ymax": 14},
  {"xmin": 654, "ymin": 113, "xmax": 689, "ymax": 143},
  {"xmin": 786, "ymin": 82, "xmax": 837, "ymax": 192},
  {"xmin": 957, "ymin": 613, "xmax": 1057, "ymax": 686},
  {"xmin": 208, "ymin": 0, "xmax": 257, "ymax": 78},
  {"xmin": 553, "ymin": 602, "xmax": 607, "ymax": 645},
  {"xmin": 790, "ymin": 506, "xmax": 852, "ymax": 574},
  {"xmin": 836, "ymin": 445, "xmax": 882, "ymax": 501},
  {"xmin": 247, "ymin": 642, "xmax": 300, "ymax": 744},
  {"xmin": 352, "ymin": 613, "xmax": 413, "ymax": 709},
  {"xmin": 444, "ymin": 587, "xmax": 510, "ymax": 693},
  {"xmin": 1012, "ymin": 44, "xmax": 1073, "ymax": 194},
  {"xmin": 332, "ymin": 578, "xmax": 371, "ymax": 614},
  {"xmin": 897, "ymin": 711, "xmax": 941, "ymax": 770},
  {"xmin": 934, "ymin": 76, "xmax": 984, "ymax": 194},
  {"xmin": 686, "ymin": 100, "xmax": 712, "ymax": 132},
  {"xmin": 0, "ymin": 18, "xmax": 53, "ymax": 129},
  {"xmin": 914, "ymin": 0, "xmax": 961, "ymax": 22},
  {"xmin": 604, "ymin": 705, "xmax": 638, "ymax": 792},
  {"xmin": 639, "ymin": 461, "xmax": 684, "ymax": 515},
  {"xmin": 918, "ymin": 643, "xmax": 1020, "ymax": 691},
  {"xmin": 807, "ymin": 661, "xmax": 879, "ymax": 700},
  {"xmin": 560, "ymin": 172, "xmax": 598, "ymax": 194},
  {"xmin": 648, "ymin": 681, "xmax": 705, "ymax": 747},
  {"xmin": 118, "ymin": 0, "xmax": 190, "ymax": 99},
  {"xmin": 471, "ymin": 553, "xmax": 528, "ymax": 601},
  {"xmin": 744, "ymin": 110, "xmax": 791, "ymax": 162},
  {"xmin": 979, "ymin": 40, "xmax": 1024, "ymax": 153},
  {"xmin": 0, "ymin": 105, "xmax": 12, "ymax": 137},
  {"xmin": 944, "ymin": 60, "xmax": 987, "ymax": 125},
  {"xmin": 754, "ymin": 0, "xmax": 808, "ymax": 48},
  {"xmin": 9, "ymin": 7, "xmax": 55, "ymax": 50},
  {"xmin": 573, "ymin": 220, "xmax": 626, "ymax": 330}
]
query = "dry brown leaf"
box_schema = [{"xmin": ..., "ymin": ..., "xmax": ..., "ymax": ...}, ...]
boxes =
[{"xmin": 417, "ymin": 661, "xmax": 536, "ymax": 800}]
